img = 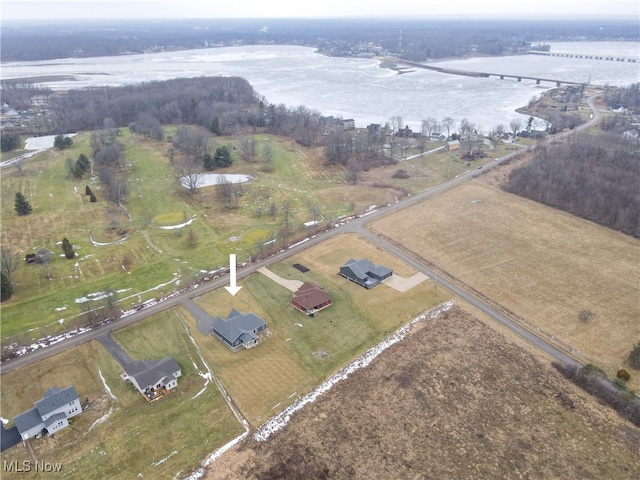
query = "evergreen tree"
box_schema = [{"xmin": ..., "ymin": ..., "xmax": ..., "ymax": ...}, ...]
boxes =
[
  {"xmin": 54, "ymin": 134, "xmax": 65, "ymax": 149},
  {"xmin": 203, "ymin": 153, "xmax": 216, "ymax": 171},
  {"xmin": 630, "ymin": 342, "xmax": 640, "ymax": 369},
  {"xmin": 210, "ymin": 118, "xmax": 221, "ymax": 135},
  {"xmin": 86, "ymin": 185, "xmax": 92, "ymax": 196},
  {"xmin": 214, "ymin": 146, "xmax": 233, "ymax": 168},
  {"xmin": 1, "ymin": 272, "xmax": 12, "ymax": 302},
  {"xmin": 61, "ymin": 237, "xmax": 75, "ymax": 259},
  {"xmin": 90, "ymin": 191, "xmax": 97, "ymax": 202},
  {"xmin": 54, "ymin": 134, "xmax": 73, "ymax": 149},
  {"xmin": 1, "ymin": 133, "xmax": 22, "ymax": 152},
  {"xmin": 77, "ymin": 153, "xmax": 90, "ymax": 173},
  {"xmin": 14, "ymin": 192, "xmax": 32, "ymax": 215}
]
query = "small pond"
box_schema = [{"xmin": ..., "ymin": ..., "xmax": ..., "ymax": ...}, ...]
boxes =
[{"xmin": 181, "ymin": 173, "xmax": 252, "ymax": 189}]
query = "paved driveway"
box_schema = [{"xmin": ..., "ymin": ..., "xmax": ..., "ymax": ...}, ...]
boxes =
[
  {"xmin": 182, "ymin": 299, "xmax": 217, "ymax": 335},
  {"xmin": 1, "ymin": 424, "xmax": 21, "ymax": 451},
  {"xmin": 258, "ymin": 267, "xmax": 303, "ymax": 292},
  {"xmin": 96, "ymin": 333, "xmax": 134, "ymax": 369}
]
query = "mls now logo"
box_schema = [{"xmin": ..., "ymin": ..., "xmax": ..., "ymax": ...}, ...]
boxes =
[{"xmin": 4, "ymin": 460, "xmax": 63, "ymax": 472}]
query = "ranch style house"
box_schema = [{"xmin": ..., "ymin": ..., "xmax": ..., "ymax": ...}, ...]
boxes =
[
  {"xmin": 212, "ymin": 309, "xmax": 268, "ymax": 351},
  {"xmin": 339, "ymin": 258, "xmax": 393, "ymax": 289},
  {"xmin": 291, "ymin": 281, "xmax": 332, "ymax": 315}
]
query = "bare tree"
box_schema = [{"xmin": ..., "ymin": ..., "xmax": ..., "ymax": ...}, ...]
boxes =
[
  {"xmin": 276, "ymin": 200, "xmax": 295, "ymax": 248},
  {"xmin": 345, "ymin": 158, "xmax": 363, "ymax": 184},
  {"xmin": 13, "ymin": 157, "xmax": 25, "ymax": 176},
  {"xmin": 216, "ymin": 176, "xmax": 235, "ymax": 208},
  {"xmin": 0, "ymin": 248, "xmax": 19, "ymax": 285},
  {"xmin": 510, "ymin": 119, "xmax": 523, "ymax": 137},
  {"xmin": 421, "ymin": 117, "xmax": 437, "ymax": 137},
  {"xmin": 441, "ymin": 117, "xmax": 455, "ymax": 139},
  {"xmin": 175, "ymin": 157, "xmax": 203, "ymax": 194},
  {"xmin": 36, "ymin": 248, "xmax": 54, "ymax": 279},
  {"xmin": 186, "ymin": 228, "xmax": 198, "ymax": 248},
  {"xmin": 102, "ymin": 286, "xmax": 121, "ymax": 321},
  {"xmin": 239, "ymin": 135, "xmax": 256, "ymax": 162},
  {"xmin": 173, "ymin": 125, "xmax": 213, "ymax": 157},
  {"xmin": 324, "ymin": 130, "xmax": 352, "ymax": 166},
  {"xmin": 262, "ymin": 143, "xmax": 274, "ymax": 171},
  {"xmin": 459, "ymin": 118, "xmax": 475, "ymax": 136},
  {"xmin": 305, "ymin": 199, "xmax": 322, "ymax": 226},
  {"xmin": 389, "ymin": 115, "xmax": 403, "ymax": 134},
  {"xmin": 492, "ymin": 123, "xmax": 506, "ymax": 138},
  {"xmin": 80, "ymin": 294, "xmax": 99, "ymax": 326}
]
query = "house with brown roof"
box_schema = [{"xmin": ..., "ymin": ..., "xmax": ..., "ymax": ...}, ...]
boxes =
[{"xmin": 291, "ymin": 282, "xmax": 332, "ymax": 315}]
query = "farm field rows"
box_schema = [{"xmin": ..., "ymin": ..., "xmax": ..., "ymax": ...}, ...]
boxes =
[{"xmin": 370, "ymin": 180, "xmax": 640, "ymax": 389}]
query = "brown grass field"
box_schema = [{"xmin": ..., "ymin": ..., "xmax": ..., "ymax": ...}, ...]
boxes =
[
  {"xmin": 370, "ymin": 180, "xmax": 640, "ymax": 389},
  {"xmin": 204, "ymin": 305, "xmax": 640, "ymax": 480}
]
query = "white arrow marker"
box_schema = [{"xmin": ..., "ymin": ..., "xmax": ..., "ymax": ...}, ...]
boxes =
[{"xmin": 224, "ymin": 253, "xmax": 242, "ymax": 296}]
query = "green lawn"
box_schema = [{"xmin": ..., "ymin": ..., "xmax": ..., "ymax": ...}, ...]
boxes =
[
  {"xmin": 179, "ymin": 233, "xmax": 451, "ymax": 424},
  {"xmin": 1, "ymin": 231, "xmax": 451, "ymax": 478},
  {"xmin": 0, "ymin": 323, "xmax": 243, "ymax": 480},
  {"xmin": 0, "ymin": 129, "xmax": 374, "ymax": 345}
]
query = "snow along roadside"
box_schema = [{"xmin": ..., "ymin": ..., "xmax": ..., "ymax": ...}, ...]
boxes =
[{"xmin": 253, "ymin": 300, "xmax": 454, "ymax": 441}]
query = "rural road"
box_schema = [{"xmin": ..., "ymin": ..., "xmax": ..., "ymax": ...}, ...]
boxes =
[{"xmin": 0, "ymin": 95, "xmax": 603, "ymax": 376}]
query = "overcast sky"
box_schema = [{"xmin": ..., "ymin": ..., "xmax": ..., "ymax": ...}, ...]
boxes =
[{"xmin": 2, "ymin": 0, "xmax": 639, "ymax": 21}]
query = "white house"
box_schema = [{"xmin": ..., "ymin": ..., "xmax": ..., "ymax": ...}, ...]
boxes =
[{"xmin": 13, "ymin": 386, "xmax": 82, "ymax": 441}]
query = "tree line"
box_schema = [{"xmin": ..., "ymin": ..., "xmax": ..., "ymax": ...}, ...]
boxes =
[
  {"xmin": 50, "ymin": 76, "xmax": 258, "ymax": 134},
  {"xmin": 503, "ymin": 132, "xmax": 639, "ymax": 238},
  {"xmin": 2, "ymin": 19, "xmax": 638, "ymax": 63},
  {"xmin": 47, "ymin": 77, "xmax": 329, "ymax": 148},
  {"xmin": 0, "ymin": 81, "xmax": 53, "ymax": 109}
]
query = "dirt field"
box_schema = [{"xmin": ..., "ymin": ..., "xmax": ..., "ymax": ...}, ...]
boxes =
[
  {"xmin": 370, "ymin": 180, "xmax": 640, "ymax": 387},
  {"xmin": 204, "ymin": 306, "xmax": 640, "ymax": 479}
]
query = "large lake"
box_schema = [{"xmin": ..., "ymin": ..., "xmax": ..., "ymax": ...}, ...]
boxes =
[{"xmin": 2, "ymin": 41, "xmax": 638, "ymax": 133}]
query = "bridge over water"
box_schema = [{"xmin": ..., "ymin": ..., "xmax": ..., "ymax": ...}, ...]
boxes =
[
  {"xmin": 396, "ymin": 59, "xmax": 588, "ymax": 87},
  {"xmin": 528, "ymin": 51, "xmax": 638, "ymax": 63}
]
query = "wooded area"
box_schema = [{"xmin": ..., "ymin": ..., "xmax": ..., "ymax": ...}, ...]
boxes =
[
  {"xmin": 2, "ymin": 18, "xmax": 638, "ymax": 62},
  {"xmin": 504, "ymin": 132, "xmax": 639, "ymax": 238},
  {"xmin": 45, "ymin": 77, "xmax": 332, "ymax": 148}
]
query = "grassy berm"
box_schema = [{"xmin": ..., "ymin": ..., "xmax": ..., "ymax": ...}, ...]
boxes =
[{"xmin": 206, "ymin": 306, "xmax": 640, "ymax": 480}]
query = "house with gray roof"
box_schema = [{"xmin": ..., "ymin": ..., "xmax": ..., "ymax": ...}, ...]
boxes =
[
  {"xmin": 212, "ymin": 309, "xmax": 267, "ymax": 351},
  {"xmin": 339, "ymin": 258, "xmax": 393, "ymax": 289},
  {"xmin": 13, "ymin": 386, "xmax": 81, "ymax": 441},
  {"xmin": 120, "ymin": 357, "xmax": 181, "ymax": 401}
]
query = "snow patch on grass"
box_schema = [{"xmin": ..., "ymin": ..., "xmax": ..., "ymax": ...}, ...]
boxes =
[{"xmin": 253, "ymin": 301, "xmax": 454, "ymax": 442}]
